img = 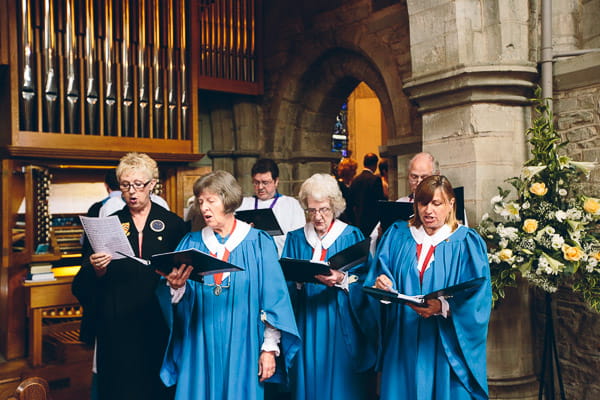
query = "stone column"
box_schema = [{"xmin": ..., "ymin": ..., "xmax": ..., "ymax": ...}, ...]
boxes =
[{"xmin": 404, "ymin": 1, "xmax": 539, "ymax": 398}]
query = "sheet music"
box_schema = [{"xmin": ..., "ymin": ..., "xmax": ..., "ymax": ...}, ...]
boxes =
[{"xmin": 79, "ymin": 216, "xmax": 135, "ymax": 259}]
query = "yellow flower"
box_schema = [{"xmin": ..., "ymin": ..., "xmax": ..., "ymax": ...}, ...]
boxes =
[
  {"xmin": 593, "ymin": 252, "xmax": 600, "ymax": 261},
  {"xmin": 583, "ymin": 197, "xmax": 600, "ymax": 214},
  {"xmin": 529, "ymin": 182, "xmax": 548, "ymax": 196},
  {"xmin": 562, "ymin": 244, "xmax": 584, "ymax": 261},
  {"xmin": 522, "ymin": 219, "xmax": 538, "ymax": 233},
  {"xmin": 498, "ymin": 249, "xmax": 513, "ymax": 262}
]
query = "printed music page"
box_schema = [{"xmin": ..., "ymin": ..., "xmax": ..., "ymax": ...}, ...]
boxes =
[{"xmin": 80, "ymin": 216, "xmax": 135, "ymax": 259}]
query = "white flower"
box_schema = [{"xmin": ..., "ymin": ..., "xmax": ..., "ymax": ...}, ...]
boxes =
[
  {"xmin": 543, "ymin": 226, "xmax": 555, "ymax": 235},
  {"xmin": 555, "ymin": 210, "xmax": 568, "ymax": 222},
  {"xmin": 550, "ymin": 234, "xmax": 565, "ymax": 250},
  {"xmin": 558, "ymin": 156, "xmax": 571, "ymax": 169},
  {"xmin": 497, "ymin": 225, "xmax": 519, "ymax": 241},
  {"xmin": 499, "ymin": 202, "xmax": 521, "ymax": 221},
  {"xmin": 569, "ymin": 160, "xmax": 597, "ymax": 176},
  {"xmin": 491, "ymin": 195, "xmax": 503, "ymax": 204},
  {"xmin": 499, "ymin": 238, "xmax": 509, "ymax": 248},
  {"xmin": 542, "ymin": 253, "xmax": 565, "ymax": 275},
  {"xmin": 558, "ymin": 188, "xmax": 567, "ymax": 196},
  {"xmin": 522, "ymin": 201, "xmax": 530, "ymax": 210},
  {"xmin": 521, "ymin": 165, "xmax": 547, "ymax": 179},
  {"xmin": 586, "ymin": 263, "xmax": 595, "ymax": 273},
  {"xmin": 481, "ymin": 213, "xmax": 489, "ymax": 221},
  {"xmin": 566, "ymin": 208, "xmax": 583, "ymax": 221},
  {"xmin": 569, "ymin": 230, "xmax": 582, "ymax": 242}
]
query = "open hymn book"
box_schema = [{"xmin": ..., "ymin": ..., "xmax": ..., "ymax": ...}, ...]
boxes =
[
  {"xmin": 280, "ymin": 239, "xmax": 370, "ymax": 283},
  {"xmin": 116, "ymin": 249, "xmax": 244, "ymax": 282},
  {"xmin": 363, "ymin": 276, "xmax": 486, "ymax": 308}
]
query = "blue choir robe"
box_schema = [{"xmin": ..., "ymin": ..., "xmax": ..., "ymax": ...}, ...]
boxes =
[
  {"xmin": 156, "ymin": 222, "xmax": 301, "ymax": 400},
  {"xmin": 283, "ymin": 221, "xmax": 376, "ymax": 400},
  {"xmin": 364, "ymin": 222, "xmax": 491, "ymax": 400}
]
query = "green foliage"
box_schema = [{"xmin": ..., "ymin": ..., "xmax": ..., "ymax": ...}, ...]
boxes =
[{"xmin": 477, "ymin": 89, "xmax": 600, "ymax": 311}]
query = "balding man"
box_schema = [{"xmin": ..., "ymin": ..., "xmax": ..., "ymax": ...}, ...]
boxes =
[
  {"xmin": 398, "ymin": 152, "xmax": 439, "ymax": 202},
  {"xmin": 369, "ymin": 152, "xmax": 439, "ymax": 254}
]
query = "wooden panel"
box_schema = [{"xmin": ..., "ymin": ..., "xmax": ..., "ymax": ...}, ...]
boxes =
[
  {"xmin": 25, "ymin": 277, "xmax": 77, "ymax": 309},
  {"xmin": 0, "ymin": 0, "xmax": 8, "ymax": 65}
]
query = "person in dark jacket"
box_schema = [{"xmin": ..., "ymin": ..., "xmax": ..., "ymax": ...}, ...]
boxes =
[
  {"xmin": 349, "ymin": 153, "xmax": 387, "ymax": 236},
  {"xmin": 73, "ymin": 152, "xmax": 187, "ymax": 400}
]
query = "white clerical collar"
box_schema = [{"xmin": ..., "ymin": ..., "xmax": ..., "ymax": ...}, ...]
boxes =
[
  {"xmin": 409, "ymin": 224, "xmax": 453, "ymax": 272},
  {"xmin": 304, "ymin": 219, "xmax": 347, "ymax": 262},
  {"xmin": 201, "ymin": 220, "xmax": 251, "ymax": 258}
]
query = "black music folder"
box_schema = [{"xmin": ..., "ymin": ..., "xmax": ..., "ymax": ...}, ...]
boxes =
[
  {"xmin": 117, "ymin": 249, "xmax": 244, "ymax": 282},
  {"xmin": 454, "ymin": 186, "xmax": 465, "ymax": 224},
  {"xmin": 280, "ymin": 238, "xmax": 370, "ymax": 283},
  {"xmin": 362, "ymin": 276, "xmax": 486, "ymax": 307},
  {"xmin": 235, "ymin": 208, "xmax": 284, "ymax": 236},
  {"xmin": 377, "ymin": 201, "xmax": 414, "ymax": 233}
]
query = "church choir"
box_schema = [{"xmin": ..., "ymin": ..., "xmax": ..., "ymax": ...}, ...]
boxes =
[{"xmin": 75, "ymin": 155, "xmax": 491, "ymax": 400}]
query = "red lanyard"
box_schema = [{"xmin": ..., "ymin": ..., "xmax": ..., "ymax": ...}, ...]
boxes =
[
  {"xmin": 313, "ymin": 220, "xmax": 335, "ymax": 261},
  {"xmin": 416, "ymin": 243, "xmax": 435, "ymax": 284},
  {"xmin": 210, "ymin": 220, "xmax": 237, "ymax": 285}
]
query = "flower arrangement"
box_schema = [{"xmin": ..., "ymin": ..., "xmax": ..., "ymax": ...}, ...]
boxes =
[{"xmin": 478, "ymin": 90, "xmax": 600, "ymax": 311}]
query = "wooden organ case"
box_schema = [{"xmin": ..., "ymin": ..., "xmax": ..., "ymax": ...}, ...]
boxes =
[{"xmin": 0, "ymin": 0, "xmax": 203, "ymax": 363}]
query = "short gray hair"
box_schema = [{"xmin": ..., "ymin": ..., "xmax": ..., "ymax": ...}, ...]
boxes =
[
  {"xmin": 298, "ymin": 173, "xmax": 346, "ymax": 218},
  {"xmin": 408, "ymin": 152, "xmax": 439, "ymax": 174},
  {"xmin": 193, "ymin": 170, "xmax": 242, "ymax": 214}
]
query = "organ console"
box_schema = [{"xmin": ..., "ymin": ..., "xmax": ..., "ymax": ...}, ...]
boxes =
[
  {"xmin": 0, "ymin": 0, "xmax": 262, "ymax": 366},
  {"xmin": 0, "ymin": 1, "xmax": 203, "ymax": 364}
]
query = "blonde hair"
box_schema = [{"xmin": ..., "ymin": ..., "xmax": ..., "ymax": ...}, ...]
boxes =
[
  {"xmin": 298, "ymin": 173, "xmax": 346, "ymax": 218},
  {"xmin": 116, "ymin": 152, "xmax": 159, "ymax": 181}
]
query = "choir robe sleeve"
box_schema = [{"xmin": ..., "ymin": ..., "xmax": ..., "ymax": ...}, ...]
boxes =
[{"xmin": 436, "ymin": 228, "xmax": 492, "ymax": 399}]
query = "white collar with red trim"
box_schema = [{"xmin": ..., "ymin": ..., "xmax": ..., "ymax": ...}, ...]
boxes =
[
  {"xmin": 304, "ymin": 219, "xmax": 347, "ymax": 262},
  {"xmin": 201, "ymin": 220, "xmax": 251, "ymax": 259},
  {"xmin": 409, "ymin": 224, "xmax": 453, "ymax": 272}
]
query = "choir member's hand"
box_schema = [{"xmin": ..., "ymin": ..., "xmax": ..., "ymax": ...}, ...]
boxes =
[
  {"xmin": 408, "ymin": 298, "xmax": 442, "ymax": 318},
  {"xmin": 90, "ymin": 252, "xmax": 112, "ymax": 277},
  {"xmin": 315, "ymin": 269, "xmax": 344, "ymax": 287},
  {"xmin": 163, "ymin": 264, "xmax": 193, "ymax": 289},
  {"xmin": 374, "ymin": 274, "xmax": 394, "ymax": 291},
  {"xmin": 258, "ymin": 351, "xmax": 277, "ymax": 382}
]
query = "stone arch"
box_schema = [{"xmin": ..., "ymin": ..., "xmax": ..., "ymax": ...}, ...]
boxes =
[{"xmin": 268, "ymin": 47, "xmax": 399, "ymax": 180}]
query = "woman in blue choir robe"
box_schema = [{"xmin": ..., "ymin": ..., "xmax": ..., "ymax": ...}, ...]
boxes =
[
  {"xmin": 365, "ymin": 175, "xmax": 491, "ymax": 400},
  {"xmin": 156, "ymin": 171, "xmax": 301, "ymax": 400},
  {"xmin": 283, "ymin": 173, "xmax": 375, "ymax": 400}
]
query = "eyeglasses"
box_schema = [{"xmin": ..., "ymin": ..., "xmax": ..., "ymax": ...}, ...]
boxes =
[
  {"xmin": 305, "ymin": 207, "xmax": 332, "ymax": 216},
  {"xmin": 119, "ymin": 180, "xmax": 152, "ymax": 191},
  {"xmin": 252, "ymin": 179, "xmax": 274, "ymax": 187},
  {"xmin": 408, "ymin": 173, "xmax": 430, "ymax": 183}
]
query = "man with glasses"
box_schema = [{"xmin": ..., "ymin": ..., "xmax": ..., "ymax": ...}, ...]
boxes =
[
  {"xmin": 237, "ymin": 158, "xmax": 305, "ymax": 255},
  {"xmin": 368, "ymin": 152, "xmax": 439, "ymax": 255},
  {"xmin": 98, "ymin": 170, "xmax": 170, "ymax": 217},
  {"xmin": 399, "ymin": 152, "xmax": 439, "ymax": 202}
]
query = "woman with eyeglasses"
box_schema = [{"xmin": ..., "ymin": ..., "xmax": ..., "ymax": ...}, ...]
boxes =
[
  {"xmin": 156, "ymin": 170, "xmax": 300, "ymax": 400},
  {"xmin": 365, "ymin": 175, "xmax": 491, "ymax": 400},
  {"xmin": 72, "ymin": 152, "xmax": 188, "ymax": 400},
  {"xmin": 282, "ymin": 173, "xmax": 375, "ymax": 400}
]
